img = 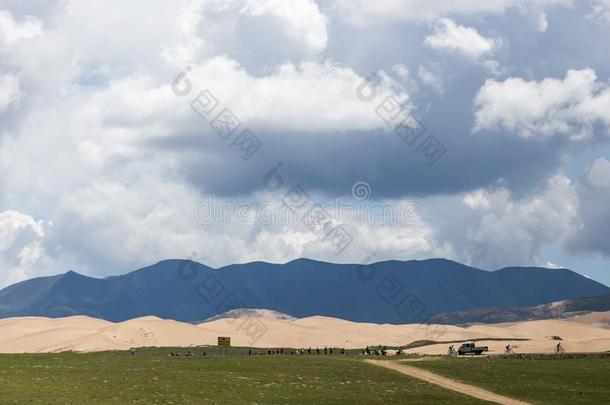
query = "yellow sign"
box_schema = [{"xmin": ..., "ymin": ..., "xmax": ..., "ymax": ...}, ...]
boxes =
[{"xmin": 218, "ymin": 336, "xmax": 231, "ymax": 347}]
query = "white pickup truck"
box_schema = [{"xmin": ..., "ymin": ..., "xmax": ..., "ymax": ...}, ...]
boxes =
[{"xmin": 457, "ymin": 342, "xmax": 488, "ymax": 355}]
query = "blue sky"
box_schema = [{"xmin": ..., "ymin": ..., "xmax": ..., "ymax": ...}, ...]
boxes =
[{"xmin": 0, "ymin": 0, "xmax": 609, "ymax": 287}]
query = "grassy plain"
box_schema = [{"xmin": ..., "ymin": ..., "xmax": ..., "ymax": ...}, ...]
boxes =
[
  {"xmin": 0, "ymin": 348, "xmax": 482, "ymax": 404},
  {"xmin": 409, "ymin": 354, "xmax": 610, "ymax": 404}
]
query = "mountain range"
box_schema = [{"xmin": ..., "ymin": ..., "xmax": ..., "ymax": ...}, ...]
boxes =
[{"xmin": 0, "ymin": 258, "xmax": 608, "ymax": 323}]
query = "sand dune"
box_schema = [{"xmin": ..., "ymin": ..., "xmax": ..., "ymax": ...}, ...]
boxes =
[{"xmin": 1, "ymin": 311, "xmax": 610, "ymax": 354}]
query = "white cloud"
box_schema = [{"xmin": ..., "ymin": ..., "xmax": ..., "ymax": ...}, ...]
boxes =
[
  {"xmin": 418, "ymin": 65, "xmax": 444, "ymax": 94},
  {"xmin": 424, "ymin": 18, "xmax": 502, "ymax": 59},
  {"xmin": 463, "ymin": 189, "xmax": 491, "ymax": 209},
  {"xmin": 534, "ymin": 11, "xmax": 549, "ymax": 32},
  {"xmin": 0, "ymin": 10, "xmax": 43, "ymax": 47},
  {"xmin": 240, "ymin": 0, "xmax": 328, "ymax": 53},
  {"xmin": 585, "ymin": 158, "xmax": 610, "ymax": 188},
  {"xmin": 455, "ymin": 176, "xmax": 579, "ymax": 269},
  {"xmin": 0, "ymin": 210, "xmax": 49, "ymax": 288},
  {"xmin": 0, "ymin": 74, "xmax": 20, "ymax": 112},
  {"xmin": 590, "ymin": 0, "xmax": 610, "ymax": 25},
  {"xmin": 194, "ymin": 0, "xmax": 328, "ymax": 69},
  {"xmin": 567, "ymin": 158, "xmax": 610, "ymax": 258},
  {"xmin": 87, "ymin": 57, "xmax": 410, "ymax": 138},
  {"xmin": 474, "ymin": 68, "xmax": 610, "ymax": 139}
]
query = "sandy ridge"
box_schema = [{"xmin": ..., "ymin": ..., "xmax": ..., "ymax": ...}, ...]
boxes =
[{"xmin": 0, "ymin": 311, "xmax": 609, "ymax": 353}]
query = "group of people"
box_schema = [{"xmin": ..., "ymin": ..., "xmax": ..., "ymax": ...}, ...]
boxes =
[
  {"xmin": 247, "ymin": 347, "xmax": 347, "ymax": 356},
  {"xmin": 363, "ymin": 346, "xmax": 394, "ymax": 356},
  {"xmin": 169, "ymin": 349, "xmax": 206, "ymax": 357},
  {"xmin": 154, "ymin": 340, "xmax": 568, "ymax": 358}
]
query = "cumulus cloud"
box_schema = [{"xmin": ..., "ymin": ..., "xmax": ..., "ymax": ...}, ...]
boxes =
[
  {"xmin": 240, "ymin": 0, "xmax": 328, "ymax": 53},
  {"xmin": 197, "ymin": 0, "xmax": 328, "ymax": 70},
  {"xmin": 462, "ymin": 189, "xmax": 491, "ymax": 209},
  {"xmin": 0, "ymin": 74, "xmax": 20, "ymax": 112},
  {"xmin": 424, "ymin": 18, "xmax": 502, "ymax": 59},
  {"xmin": 0, "ymin": 210, "xmax": 49, "ymax": 287},
  {"xmin": 474, "ymin": 68, "xmax": 610, "ymax": 139},
  {"xmin": 585, "ymin": 157, "xmax": 610, "ymax": 188},
  {"xmin": 450, "ymin": 176, "xmax": 579, "ymax": 269},
  {"xmin": 75, "ymin": 57, "xmax": 410, "ymax": 151},
  {"xmin": 567, "ymin": 158, "xmax": 610, "ymax": 258},
  {"xmin": 0, "ymin": 10, "xmax": 43, "ymax": 47},
  {"xmin": 590, "ymin": 0, "xmax": 610, "ymax": 25}
]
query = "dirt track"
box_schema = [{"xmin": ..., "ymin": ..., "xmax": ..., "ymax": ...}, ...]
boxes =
[{"xmin": 366, "ymin": 359, "xmax": 530, "ymax": 405}]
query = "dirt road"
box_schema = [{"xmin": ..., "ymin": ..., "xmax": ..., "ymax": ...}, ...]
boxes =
[{"xmin": 366, "ymin": 359, "xmax": 530, "ymax": 405}]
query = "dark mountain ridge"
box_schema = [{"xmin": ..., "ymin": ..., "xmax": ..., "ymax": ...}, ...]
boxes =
[{"xmin": 0, "ymin": 258, "xmax": 608, "ymax": 323}]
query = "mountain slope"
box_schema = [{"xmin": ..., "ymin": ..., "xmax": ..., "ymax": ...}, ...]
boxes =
[
  {"xmin": 0, "ymin": 258, "xmax": 608, "ymax": 323},
  {"xmin": 428, "ymin": 293, "xmax": 610, "ymax": 325}
]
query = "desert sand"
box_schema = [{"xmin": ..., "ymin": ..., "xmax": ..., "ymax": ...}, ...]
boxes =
[{"xmin": 1, "ymin": 310, "xmax": 609, "ymax": 354}]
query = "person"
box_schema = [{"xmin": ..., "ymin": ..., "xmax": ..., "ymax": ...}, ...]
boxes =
[
  {"xmin": 329, "ymin": 347, "xmax": 333, "ymax": 354},
  {"xmin": 365, "ymin": 346, "xmax": 371, "ymax": 355},
  {"xmin": 556, "ymin": 342, "xmax": 563, "ymax": 353},
  {"xmin": 316, "ymin": 347, "xmax": 320, "ymax": 354},
  {"xmin": 308, "ymin": 347, "xmax": 311, "ymax": 354}
]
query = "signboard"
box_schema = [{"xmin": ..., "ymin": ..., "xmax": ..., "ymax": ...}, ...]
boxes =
[{"xmin": 218, "ymin": 336, "xmax": 231, "ymax": 347}]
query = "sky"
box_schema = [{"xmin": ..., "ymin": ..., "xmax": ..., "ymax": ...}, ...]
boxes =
[{"xmin": 0, "ymin": 0, "xmax": 609, "ymax": 288}]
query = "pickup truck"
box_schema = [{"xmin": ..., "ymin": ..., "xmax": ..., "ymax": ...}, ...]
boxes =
[{"xmin": 457, "ymin": 342, "xmax": 488, "ymax": 355}]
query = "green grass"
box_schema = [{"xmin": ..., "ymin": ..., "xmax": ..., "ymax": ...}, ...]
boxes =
[
  {"xmin": 409, "ymin": 355, "xmax": 610, "ymax": 404},
  {"xmin": 0, "ymin": 350, "xmax": 485, "ymax": 404}
]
